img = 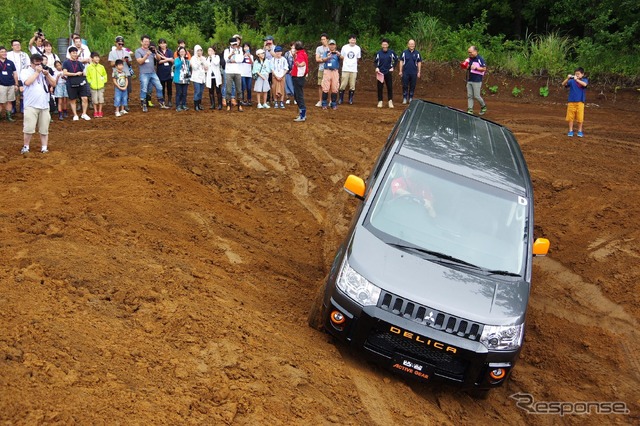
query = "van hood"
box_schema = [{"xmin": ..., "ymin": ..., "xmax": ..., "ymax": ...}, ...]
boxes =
[{"xmin": 347, "ymin": 227, "xmax": 529, "ymax": 325}]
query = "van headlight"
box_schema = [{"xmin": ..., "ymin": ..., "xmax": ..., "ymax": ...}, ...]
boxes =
[
  {"xmin": 336, "ymin": 260, "xmax": 381, "ymax": 306},
  {"xmin": 480, "ymin": 324, "xmax": 524, "ymax": 351}
]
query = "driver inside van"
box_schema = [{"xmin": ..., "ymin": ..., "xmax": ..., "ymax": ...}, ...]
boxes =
[{"xmin": 390, "ymin": 164, "xmax": 436, "ymax": 218}]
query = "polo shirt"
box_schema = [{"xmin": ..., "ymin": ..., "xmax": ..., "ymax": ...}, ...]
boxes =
[
  {"xmin": 400, "ymin": 49, "xmax": 422, "ymax": 74},
  {"xmin": 0, "ymin": 59, "xmax": 17, "ymax": 86}
]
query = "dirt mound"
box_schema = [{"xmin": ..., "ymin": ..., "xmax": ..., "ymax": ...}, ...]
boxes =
[{"xmin": 1, "ymin": 64, "xmax": 638, "ymax": 424}]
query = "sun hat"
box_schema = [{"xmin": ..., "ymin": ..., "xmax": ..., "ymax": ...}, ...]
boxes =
[{"xmin": 256, "ymin": 48, "xmax": 265, "ymax": 55}]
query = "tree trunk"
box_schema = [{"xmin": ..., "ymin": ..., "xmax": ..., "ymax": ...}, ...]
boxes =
[{"xmin": 73, "ymin": 0, "xmax": 81, "ymax": 34}]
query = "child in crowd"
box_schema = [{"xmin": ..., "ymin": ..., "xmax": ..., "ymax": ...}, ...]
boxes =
[
  {"xmin": 271, "ymin": 46, "xmax": 289, "ymax": 109},
  {"xmin": 53, "ymin": 60, "xmax": 68, "ymax": 120},
  {"xmin": 86, "ymin": 52, "xmax": 107, "ymax": 117},
  {"xmin": 112, "ymin": 59, "xmax": 129, "ymax": 116},
  {"xmin": 252, "ymin": 49, "xmax": 272, "ymax": 108},
  {"xmin": 562, "ymin": 67, "xmax": 589, "ymax": 138}
]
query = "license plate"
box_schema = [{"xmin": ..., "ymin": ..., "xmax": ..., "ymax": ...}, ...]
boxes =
[{"xmin": 391, "ymin": 354, "xmax": 433, "ymax": 381}]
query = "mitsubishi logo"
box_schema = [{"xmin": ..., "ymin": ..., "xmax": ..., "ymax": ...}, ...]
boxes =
[{"xmin": 424, "ymin": 311, "xmax": 435, "ymax": 323}]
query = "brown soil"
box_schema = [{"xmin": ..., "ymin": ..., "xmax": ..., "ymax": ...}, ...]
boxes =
[{"xmin": 1, "ymin": 62, "xmax": 639, "ymax": 425}]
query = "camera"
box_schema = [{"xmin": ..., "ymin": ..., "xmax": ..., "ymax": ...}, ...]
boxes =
[
  {"xmin": 149, "ymin": 45, "xmax": 156, "ymax": 53},
  {"xmin": 37, "ymin": 28, "xmax": 44, "ymax": 38},
  {"xmin": 568, "ymin": 74, "xmax": 574, "ymax": 79}
]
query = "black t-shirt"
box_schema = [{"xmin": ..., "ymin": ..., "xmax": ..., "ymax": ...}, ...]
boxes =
[{"xmin": 62, "ymin": 59, "xmax": 86, "ymax": 86}]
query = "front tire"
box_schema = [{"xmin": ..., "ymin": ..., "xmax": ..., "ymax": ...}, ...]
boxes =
[{"xmin": 307, "ymin": 279, "xmax": 328, "ymax": 331}]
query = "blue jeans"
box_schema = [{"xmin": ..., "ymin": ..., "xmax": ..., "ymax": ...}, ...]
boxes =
[
  {"xmin": 139, "ymin": 72, "xmax": 164, "ymax": 102},
  {"xmin": 114, "ymin": 88, "xmax": 128, "ymax": 107},
  {"xmin": 175, "ymin": 83, "xmax": 188, "ymax": 107},
  {"xmin": 193, "ymin": 82, "xmax": 204, "ymax": 101},
  {"xmin": 241, "ymin": 76, "xmax": 252, "ymax": 101}
]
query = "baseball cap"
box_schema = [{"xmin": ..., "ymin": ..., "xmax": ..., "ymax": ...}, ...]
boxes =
[
  {"xmin": 264, "ymin": 35, "xmax": 274, "ymax": 41},
  {"xmin": 115, "ymin": 36, "xmax": 124, "ymax": 43},
  {"xmin": 274, "ymin": 45, "xmax": 283, "ymax": 52},
  {"xmin": 328, "ymin": 39, "xmax": 336, "ymax": 45},
  {"xmin": 256, "ymin": 49, "xmax": 265, "ymax": 55},
  {"xmin": 229, "ymin": 37, "xmax": 238, "ymax": 45}
]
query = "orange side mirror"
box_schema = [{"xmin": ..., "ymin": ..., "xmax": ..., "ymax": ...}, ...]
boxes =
[
  {"xmin": 533, "ymin": 238, "xmax": 550, "ymax": 256},
  {"xmin": 343, "ymin": 175, "xmax": 365, "ymax": 200}
]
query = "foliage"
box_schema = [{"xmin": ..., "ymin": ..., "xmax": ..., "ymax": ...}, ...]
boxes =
[
  {"xmin": 0, "ymin": 0, "xmax": 638, "ymax": 81},
  {"xmin": 511, "ymin": 86, "xmax": 524, "ymax": 97},
  {"xmin": 539, "ymin": 86, "xmax": 549, "ymax": 97},
  {"xmin": 488, "ymin": 85, "xmax": 499, "ymax": 94}
]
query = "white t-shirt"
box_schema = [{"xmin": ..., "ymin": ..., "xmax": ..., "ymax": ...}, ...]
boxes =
[
  {"xmin": 20, "ymin": 67, "xmax": 51, "ymax": 109},
  {"xmin": 67, "ymin": 44, "xmax": 91, "ymax": 63},
  {"xmin": 223, "ymin": 47, "xmax": 244, "ymax": 74},
  {"xmin": 340, "ymin": 44, "xmax": 361, "ymax": 73}
]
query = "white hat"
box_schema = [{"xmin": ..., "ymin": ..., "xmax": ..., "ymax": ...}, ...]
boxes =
[{"xmin": 256, "ymin": 49, "xmax": 265, "ymax": 55}]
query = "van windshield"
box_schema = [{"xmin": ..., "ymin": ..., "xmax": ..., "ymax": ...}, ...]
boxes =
[{"xmin": 366, "ymin": 157, "xmax": 527, "ymax": 275}]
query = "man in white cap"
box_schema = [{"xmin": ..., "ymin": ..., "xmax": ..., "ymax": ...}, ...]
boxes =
[{"xmin": 223, "ymin": 37, "xmax": 244, "ymax": 111}]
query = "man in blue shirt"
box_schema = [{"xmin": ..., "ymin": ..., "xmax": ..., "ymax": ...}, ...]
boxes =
[
  {"xmin": 465, "ymin": 45, "xmax": 487, "ymax": 115},
  {"xmin": 374, "ymin": 38, "xmax": 398, "ymax": 108},
  {"xmin": 0, "ymin": 46, "xmax": 19, "ymax": 121},
  {"xmin": 398, "ymin": 39, "xmax": 421, "ymax": 104},
  {"xmin": 562, "ymin": 67, "xmax": 588, "ymax": 138}
]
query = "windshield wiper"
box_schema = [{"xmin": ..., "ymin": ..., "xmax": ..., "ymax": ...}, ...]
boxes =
[
  {"xmin": 388, "ymin": 243, "xmax": 480, "ymax": 268},
  {"xmin": 486, "ymin": 269, "xmax": 521, "ymax": 277}
]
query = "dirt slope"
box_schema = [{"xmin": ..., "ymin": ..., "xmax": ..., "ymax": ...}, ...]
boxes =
[{"xmin": 1, "ymin": 64, "xmax": 639, "ymax": 425}]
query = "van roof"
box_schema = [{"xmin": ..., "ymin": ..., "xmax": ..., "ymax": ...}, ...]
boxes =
[{"xmin": 397, "ymin": 101, "xmax": 530, "ymax": 195}]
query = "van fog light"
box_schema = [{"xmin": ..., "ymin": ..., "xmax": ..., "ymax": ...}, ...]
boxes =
[
  {"xmin": 489, "ymin": 368, "xmax": 506, "ymax": 381},
  {"xmin": 330, "ymin": 310, "xmax": 346, "ymax": 325}
]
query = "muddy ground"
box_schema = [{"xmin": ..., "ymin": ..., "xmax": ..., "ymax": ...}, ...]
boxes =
[{"xmin": 1, "ymin": 62, "xmax": 639, "ymax": 425}]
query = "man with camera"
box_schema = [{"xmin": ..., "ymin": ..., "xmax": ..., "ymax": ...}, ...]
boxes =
[
  {"xmin": 20, "ymin": 54, "xmax": 57, "ymax": 154},
  {"xmin": 562, "ymin": 67, "xmax": 589, "ymax": 138},
  {"xmin": 29, "ymin": 30, "xmax": 46, "ymax": 56},
  {"xmin": 134, "ymin": 35, "xmax": 169, "ymax": 112}
]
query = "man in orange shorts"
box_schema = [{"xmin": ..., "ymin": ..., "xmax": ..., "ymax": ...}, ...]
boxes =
[{"xmin": 562, "ymin": 67, "xmax": 588, "ymax": 138}]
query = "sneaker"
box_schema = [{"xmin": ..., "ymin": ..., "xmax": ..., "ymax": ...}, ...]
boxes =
[
  {"xmin": 20, "ymin": 146, "xmax": 29, "ymax": 154},
  {"xmin": 377, "ymin": 101, "xmax": 383, "ymax": 108},
  {"xmin": 402, "ymin": 98, "xmax": 407, "ymax": 104},
  {"xmin": 81, "ymin": 114, "xmax": 91, "ymax": 121},
  {"xmin": 388, "ymin": 100, "xmax": 394, "ymax": 109},
  {"xmin": 58, "ymin": 114, "xmax": 64, "ymax": 121},
  {"xmin": 159, "ymin": 102, "xmax": 170, "ymax": 109},
  {"xmin": 567, "ymin": 131, "xmax": 574, "ymax": 137},
  {"xmin": 480, "ymin": 106, "xmax": 487, "ymax": 115},
  {"xmin": 577, "ymin": 131, "xmax": 584, "ymax": 138},
  {"xmin": 93, "ymin": 112, "xmax": 99, "ymax": 118},
  {"xmin": 315, "ymin": 101, "xmax": 322, "ymax": 107},
  {"xmin": 257, "ymin": 103, "xmax": 264, "ymax": 109},
  {"xmin": 40, "ymin": 148, "xmax": 48, "ymax": 154},
  {"xmin": 115, "ymin": 111, "xmax": 121, "ymax": 117},
  {"xmin": 286, "ymin": 99, "xmax": 291, "ymax": 105},
  {"xmin": 148, "ymin": 101, "xmax": 154, "ymax": 107},
  {"xmin": 120, "ymin": 109, "xmax": 128, "ymax": 115},
  {"xmin": 263, "ymin": 103, "xmax": 270, "ymax": 109},
  {"xmin": 467, "ymin": 108, "xmax": 474, "ymax": 115},
  {"xmin": 408, "ymin": 98, "xmax": 413, "ymax": 103},
  {"xmin": 331, "ymin": 105, "xmax": 337, "ymax": 110},
  {"xmin": 280, "ymin": 102, "xmax": 285, "ymax": 109},
  {"xmin": 322, "ymin": 106, "xmax": 327, "ymax": 110},
  {"xmin": 73, "ymin": 115, "xmax": 79, "ymax": 121}
]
